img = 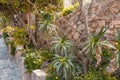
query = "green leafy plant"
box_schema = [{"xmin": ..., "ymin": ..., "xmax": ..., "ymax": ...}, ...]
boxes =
[
  {"xmin": 79, "ymin": 27, "xmax": 116, "ymax": 72},
  {"xmin": 24, "ymin": 49, "xmax": 41, "ymax": 72},
  {"xmin": 48, "ymin": 36, "xmax": 79, "ymax": 80},
  {"xmin": 39, "ymin": 11, "xmax": 58, "ymax": 40},
  {"xmin": 46, "ymin": 68, "xmax": 60, "ymax": 80},
  {"xmin": 7, "ymin": 41, "xmax": 16, "ymax": 55},
  {"xmin": 24, "ymin": 48, "xmax": 52, "ymax": 72},
  {"xmin": 51, "ymin": 36, "xmax": 73, "ymax": 56},
  {"xmin": 101, "ymin": 49, "xmax": 114, "ymax": 68},
  {"xmin": 81, "ymin": 27, "xmax": 115, "ymax": 55},
  {"xmin": 34, "ymin": 0, "xmax": 64, "ymax": 12},
  {"xmin": 2, "ymin": 32, "xmax": 9, "ymax": 41},
  {"xmin": 11, "ymin": 27, "xmax": 27, "ymax": 45},
  {"xmin": 51, "ymin": 54, "xmax": 76, "ymax": 80},
  {"xmin": 74, "ymin": 69, "xmax": 116, "ymax": 80}
]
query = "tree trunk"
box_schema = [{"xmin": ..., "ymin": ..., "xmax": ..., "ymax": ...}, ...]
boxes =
[
  {"xmin": 10, "ymin": 2, "xmax": 38, "ymax": 49},
  {"xmin": 84, "ymin": 7, "xmax": 89, "ymax": 40}
]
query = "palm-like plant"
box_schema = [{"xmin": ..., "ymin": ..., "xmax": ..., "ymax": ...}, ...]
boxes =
[
  {"xmin": 80, "ymin": 27, "xmax": 116, "ymax": 67},
  {"xmin": 81, "ymin": 27, "xmax": 115, "ymax": 55},
  {"xmin": 51, "ymin": 36, "xmax": 73, "ymax": 56},
  {"xmin": 39, "ymin": 11, "xmax": 58, "ymax": 40},
  {"xmin": 52, "ymin": 54, "xmax": 76, "ymax": 80}
]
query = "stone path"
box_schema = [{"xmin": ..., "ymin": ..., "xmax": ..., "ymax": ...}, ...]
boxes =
[{"xmin": 0, "ymin": 37, "xmax": 21, "ymax": 80}]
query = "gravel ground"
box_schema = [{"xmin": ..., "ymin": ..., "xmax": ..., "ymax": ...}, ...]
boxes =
[{"xmin": 0, "ymin": 37, "xmax": 21, "ymax": 80}]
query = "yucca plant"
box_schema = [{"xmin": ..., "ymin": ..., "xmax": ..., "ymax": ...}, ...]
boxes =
[
  {"xmin": 51, "ymin": 36, "xmax": 74, "ymax": 56},
  {"xmin": 39, "ymin": 11, "xmax": 58, "ymax": 40},
  {"xmin": 40, "ymin": 20, "xmax": 58, "ymax": 38},
  {"xmin": 80, "ymin": 27, "xmax": 116, "ymax": 68},
  {"xmin": 50, "ymin": 36, "xmax": 78, "ymax": 80},
  {"xmin": 52, "ymin": 54, "xmax": 76, "ymax": 80},
  {"xmin": 81, "ymin": 27, "xmax": 115, "ymax": 55}
]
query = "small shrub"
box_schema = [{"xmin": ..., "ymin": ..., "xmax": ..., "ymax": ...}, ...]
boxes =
[
  {"xmin": 2, "ymin": 32, "xmax": 9, "ymax": 40},
  {"xmin": 49, "ymin": 36, "xmax": 79, "ymax": 80},
  {"xmin": 2, "ymin": 26, "xmax": 14, "ymax": 40},
  {"xmin": 48, "ymin": 54, "xmax": 76, "ymax": 80},
  {"xmin": 24, "ymin": 49, "xmax": 53, "ymax": 72},
  {"xmin": 2, "ymin": 26, "xmax": 14, "ymax": 34},
  {"xmin": 51, "ymin": 36, "xmax": 73, "ymax": 56},
  {"xmin": 39, "ymin": 11, "xmax": 58, "ymax": 41},
  {"xmin": 74, "ymin": 69, "xmax": 117, "ymax": 80},
  {"xmin": 80, "ymin": 27, "xmax": 115, "ymax": 69},
  {"xmin": 11, "ymin": 27, "xmax": 27, "ymax": 45},
  {"xmin": 101, "ymin": 49, "xmax": 113, "ymax": 68},
  {"xmin": 46, "ymin": 68, "xmax": 60, "ymax": 80}
]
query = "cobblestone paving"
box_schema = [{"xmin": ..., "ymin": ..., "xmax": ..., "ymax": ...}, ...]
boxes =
[{"xmin": 0, "ymin": 37, "xmax": 21, "ymax": 80}]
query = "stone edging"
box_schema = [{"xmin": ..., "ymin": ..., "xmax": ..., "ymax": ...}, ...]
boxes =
[{"xmin": 8, "ymin": 45, "xmax": 47, "ymax": 80}]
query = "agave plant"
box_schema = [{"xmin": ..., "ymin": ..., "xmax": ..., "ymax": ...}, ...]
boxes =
[
  {"xmin": 40, "ymin": 20, "xmax": 57, "ymax": 35},
  {"xmin": 80, "ymin": 27, "xmax": 116, "ymax": 68},
  {"xmin": 51, "ymin": 36, "xmax": 74, "ymax": 57},
  {"xmin": 81, "ymin": 27, "xmax": 115, "ymax": 55},
  {"xmin": 52, "ymin": 54, "xmax": 76, "ymax": 80},
  {"xmin": 39, "ymin": 11, "xmax": 58, "ymax": 40}
]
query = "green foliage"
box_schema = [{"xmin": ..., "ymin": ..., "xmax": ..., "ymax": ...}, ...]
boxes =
[
  {"xmin": 81, "ymin": 27, "xmax": 115, "ymax": 55},
  {"xmin": 74, "ymin": 69, "xmax": 116, "ymax": 80},
  {"xmin": 11, "ymin": 27, "xmax": 27, "ymax": 45},
  {"xmin": 51, "ymin": 54, "xmax": 76, "ymax": 80},
  {"xmin": 48, "ymin": 36, "xmax": 78, "ymax": 80},
  {"xmin": 39, "ymin": 11, "xmax": 58, "ymax": 40},
  {"xmin": 2, "ymin": 32, "xmax": 9, "ymax": 40},
  {"xmin": 7, "ymin": 41, "xmax": 16, "ymax": 55},
  {"xmin": 0, "ymin": 0, "xmax": 9, "ymax": 4},
  {"xmin": 101, "ymin": 49, "xmax": 114, "ymax": 68},
  {"xmin": 47, "ymin": 73, "xmax": 60, "ymax": 80},
  {"xmin": 24, "ymin": 49, "xmax": 41, "ymax": 72},
  {"xmin": 35, "ymin": 0, "xmax": 64, "ymax": 11},
  {"xmin": 0, "ymin": 12, "xmax": 11, "ymax": 27},
  {"xmin": 79, "ymin": 27, "xmax": 116, "ymax": 71},
  {"xmin": 11, "ymin": 44, "xmax": 16, "ymax": 55},
  {"xmin": 51, "ymin": 36, "xmax": 73, "ymax": 56},
  {"xmin": 24, "ymin": 48, "xmax": 52, "ymax": 72},
  {"xmin": 62, "ymin": 3, "xmax": 79, "ymax": 16},
  {"xmin": 47, "ymin": 56, "xmax": 83, "ymax": 80},
  {"xmin": 47, "ymin": 66, "xmax": 60, "ymax": 80}
]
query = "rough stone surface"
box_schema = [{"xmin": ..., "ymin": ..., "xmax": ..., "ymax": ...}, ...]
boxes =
[
  {"xmin": 66, "ymin": 28, "xmax": 72, "ymax": 35},
  {"xmin": 15, "ymin": 51, "xmax": 30, "ymax": 80},
  {"xmin": 73, "ymin": 32, "xmax": 80, "ymax": 40},
  {"xmin": 77, "ymin": 24, "xmax": 85, "ymax": 32},
  {"xmin": 0, "ymin": 37, "xmax": 21, "ymax": 80},
  {"xmin": 56, "ymin": 0, "xmax": 120, "ymax": 43},
  {"xmin": 15, "ymin": 49, "xmax": 47, "ymax": 80},
  {"xmin": 110, "ymin": 1, "xmax": 120, "ymax": 14},
  {"xmin": 31, "ymin": 70, "xmax": 47, "ymax": 80}
]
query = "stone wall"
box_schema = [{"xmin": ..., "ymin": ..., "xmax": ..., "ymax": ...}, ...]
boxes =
[
  {"xmin": 31, "ymin": 70, "xmax": 47, "ymax": 80},
  {"xmin": 15, "ymin": 50, "xmax": 31, "ymax": 80},
  {"xmin": 56, "ymin": 0, "xmax": 120, "ymax": 44},
  {"xmin": 15, "ymin": 50, "xmax": 47, "ymax": 80}
]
